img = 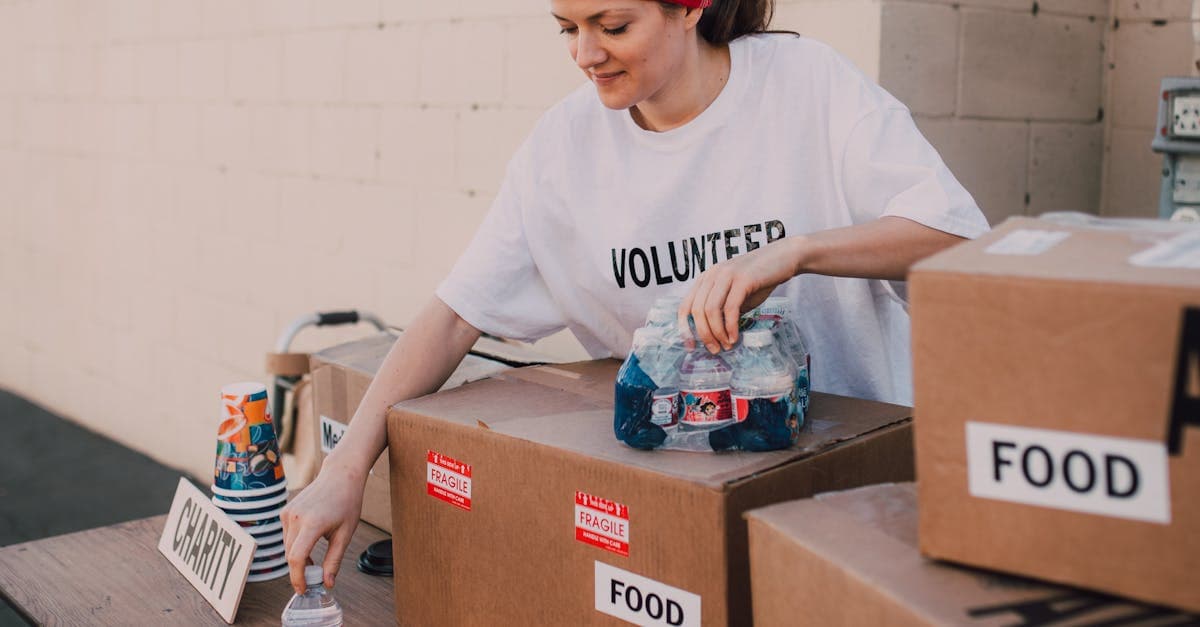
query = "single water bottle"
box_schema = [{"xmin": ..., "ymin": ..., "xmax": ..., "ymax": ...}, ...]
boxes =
[
  {"xmin": 678, "ymin": 346, "xmax": 734, "ymax": 431},
  {"xmin": 757, "ymin": 296, "xmax": 812, "ymax": 418},
  {"xmin": 281, "ymin": 565, "xmax": 344, "ymax": 627},
  {"xmin": 644, "ymin": 296, "xmax": 683, "ymax": 329},
  {"xmin": 731, "ymin": 330, "xmax": 794, "ymax": 425}
]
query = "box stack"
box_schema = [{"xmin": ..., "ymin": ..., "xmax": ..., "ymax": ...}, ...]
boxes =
[
  {"xmin": 211, "ymin": 382, "xmax": 289, "ymax": 582},
  {"xmin": 385, "ymin": 359, "xmax": 916, "ymax": 626},
  {"xmin": 742, "ymin": 215, "xmax": 1200, "ymax": 624}
]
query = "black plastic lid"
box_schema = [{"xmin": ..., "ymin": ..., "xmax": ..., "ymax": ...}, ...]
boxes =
[{"xmin": 357, "ymin": 539, "xmax": 393, "ymax": 577}]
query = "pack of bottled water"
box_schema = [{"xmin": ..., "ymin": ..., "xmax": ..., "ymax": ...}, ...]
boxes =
[{"xmin": 614, "ymin": 296, "xmax": 811, "ymax": 452}]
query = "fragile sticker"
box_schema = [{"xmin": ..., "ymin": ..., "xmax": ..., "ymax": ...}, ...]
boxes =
[
  {"xmin": 426, "ymin": 450, "xmax": 472, "ymax": 511},
  {"xmin": 575, "ymin": 491, "xmax": 629, "ymax": 557}
]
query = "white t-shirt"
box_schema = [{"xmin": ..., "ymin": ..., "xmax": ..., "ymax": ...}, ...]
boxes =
[{"xmin": 437, "ymin": 33, "xmax": 989, "ymax": 406}]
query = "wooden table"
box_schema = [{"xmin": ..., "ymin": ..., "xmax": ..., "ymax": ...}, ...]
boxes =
[{"xmin": 0, "ymin": 516, "xmax": 395, "ymax": 625}]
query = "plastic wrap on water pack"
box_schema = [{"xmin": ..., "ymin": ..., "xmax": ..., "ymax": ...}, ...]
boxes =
[{"xmin": 613, "ymin": 297, "xmax": 812, "ymax": 453}]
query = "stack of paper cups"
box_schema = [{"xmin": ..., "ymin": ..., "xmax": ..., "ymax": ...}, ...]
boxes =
[{"xmin": 212, "ymin": 382, "xmax": 289, "ymax": 582}]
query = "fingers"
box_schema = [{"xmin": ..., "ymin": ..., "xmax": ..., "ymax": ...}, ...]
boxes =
[
  {"xmin": 322, "ymin": 524, "xmax": 355, "ymax": 589},
  {"xmin": 287, "ymin": 526, "xmax": 321, "ymax": 595},
  {"xmin": 689, "ymin": 277, "xmax": 719, "ymax": 353}
]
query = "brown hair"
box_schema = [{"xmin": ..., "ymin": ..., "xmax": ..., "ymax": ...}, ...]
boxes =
[{"xmin": 661, "ymin": 0, "xmax": 789, "ymax": 44}]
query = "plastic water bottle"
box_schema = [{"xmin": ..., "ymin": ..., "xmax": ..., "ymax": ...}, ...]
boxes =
[
  {"xmin": 731, "ymin": 330, "xmax": 795, "ymax": 426},
  {"xmin": 281, "ymin": 565, "xmax": 344, "ymax": 627},
  {"xmin": 644, "ymin": 296, "xmax": 683, "ymax": 329},
  {"xmin": 678, "ymin": 345, "xmax": 734, "ymax": 431},
  {"xmin": 757, "ymin": 296, "xmax": 811, "ymax": 418},
  {"xmin": 632, "ymin": 327, "xmax": 684, "ymax": 429}
]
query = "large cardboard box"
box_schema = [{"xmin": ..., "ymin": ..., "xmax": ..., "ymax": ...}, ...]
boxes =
[
  {"xmin": 911, "ymin": 216, "xmax": 1200, "ymax": 611},
  {"xmin": 308, "ymin": 332, "xmax": 527, "ymax": 531},
  {"xmin": 746, "ymin": 483, "xmax": 1197, "ymax": 626},
  {"xmin": 386, "ymin": 360, "xmax": 916, "ymax": 626}
]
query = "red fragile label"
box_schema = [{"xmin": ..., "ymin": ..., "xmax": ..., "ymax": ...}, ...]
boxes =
[
  {"xmin": 426, "ymin": 450, "xmax": 472, "ymax": 511},
  {"xmin": 575, "ymin": 491, "xmax": 629, "ymax": 557}
]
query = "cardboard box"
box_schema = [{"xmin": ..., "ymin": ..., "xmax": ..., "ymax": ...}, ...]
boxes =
[
  {"xmin": 745, "ymin": 483, "xmax": 1197, "ymax": 626},
  {"xmin": 911, "ymin": 216, "xmax": 1200, "ymax": 611},
  {"xmin": 386, "ymin": 360, "xmax": 915, "ymax": 626},
  {"xmin": 308, "ymin": 332, "xmax": 528, "ymax": 531}
]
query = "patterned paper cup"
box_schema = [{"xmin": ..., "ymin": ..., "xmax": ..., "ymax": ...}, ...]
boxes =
[
  {"xmin": 254, "ymin": 542, "xmax": 285, "ymax": 560},
  {"xmin": 211, "ymin": 490, "xmax": 288, "ymax": 511},
  {"xmin": 227, "ymin": 507, "xmax": 284, "ymax": 523},
  {"xmin": 211, "ymin": 478, "xmax": 288, "ymax": 500},
  {"xmin": 252, "ymin": 531, "xmax": 284, "ymax": 546},
  {"xmin": 213, "ymin": 381, "xmax": 286, "ymax": 492},
  {"xmin": 213, "ymin": 492, "xmax": 287, "ymax": 515},
  {"xmin": 245, "ymin": 564, "xmax": 290, "ymax": 583},
  {"xmin": 244, "ymin": 520, "xmax": 283, "ymax": 536},
  {"xmin": 250, "ymin": 554, "xmax": 288, "ymax": 572}
]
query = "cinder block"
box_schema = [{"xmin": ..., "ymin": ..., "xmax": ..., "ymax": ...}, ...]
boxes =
[
  {"xmin": 883, "ymin": 0, "xmax": 1107, "ymax": 18},
  {"xmin": 306, "ymin": 0, "xmax": 380, "ymax": 27},
  {"xmin": 380, "ymin": 0, "xmax": 463, "ymax": 23},
  {"xmin": 229, "ymin": 36, "xmax": 282, "ymax": 102},
  {"xmin": 248, "ymin": 105, "xmax": 310, "ymax": 174},
  {"xmin": 458, "ymin": 0, "xmax": 550, "ymax": 19},
  {"xmin": 1028, "ymin": 122, "xmax": 1103, "ymax": 213},
  {"xmin": 103, "ymin": 0, "xmax": 158, "ymax": 43},
  {"xmin": 1110, "ymin": 20, "xmax": 1193, "ymax": 129},
  {"xmin": 201, "ymin": 0, "xmax": 254, "ymax": 37},
  {"xmin": 959, "ymin": 10, "xmax": 1104, "ymax": 120},
  {"xmin": 0, "ymin": 99, "xmax": 17, "ymax": 148},
  {"xmin": 309, "ymin": 105, "xmax": 379, "ymax": 180},
  {"xmin": 99, "ymin": 45, "xmax": 138, "ymax": 100},
  {"xmin": 177, "ymin": 40, "xmax": 228, "ymax": 101},
  {"xmin": 28, "ymin": 47, "xmax": 61, "ymax": 98},
  {"xmin": 344, "ymin": 25, "xmax": 421, "ymax": 104},
  {"xmin": 879, "ymin": 2, "xmax": 958, "ymax": 116},
  {"xmin": 915, "ymin": 115, "xmax": 1029, "ymax": 225},
  {"xmin": 283, "ymin": 31, "xmax": 344, "ymax": 103},
  {"xmin": 455, "ymin": 107, "xmax": 541, "ymax": 194},
  {"xmin": 98, "ymin": 102, "xmax": 154, "ymax": 158},
  {"xmin": 277, "ymin": 176, "xmax": 349, "ymax": 255},
  {"xmin": 153, "ymin": 101, "xmax": 202, "ymax": 162},
  {"xmin": 344, "ymin": 183, "xmax": 416, "ymax": 267},
  {"xmin": 771, "ymin": 2, "xmax": 883, "ymax": 80},
  {"xmin": 214, "ymin": 292, "xmax": 278, "ymax": 373},
  {"xmin": 1114, "ymin": 0, "xmax": 1191, "ymax": 19},
  {"xmin": 407, "ymin": 188, "xmax": 493, "ymax": 296},
  {"xmin": 200, "ymin": 103, "xmax": 253, "ymax": 167},
  {"xmin": 378, "ymin": 106, "xmax": 456, "ymax": 188},
  {"xmin": 505, "ymin": 18, "xmax": 586, "ymax": 109},
  {"xmin": 220, "ymin": 171, "xmax": 281, "ymax": 245},
  {"xmin": 1102, "ymin": 126, "xmax": 1162, "ymax": 217},
  {"xmin": 156, "ymin": 0, "xmax": 204, "ymax": 40},
  {"xmin": 59, "ymin": 47, "xmax": 99, "ymax": 100},
  {"xmin": 249, "ymin": 0, "xmax": 314, "ymax": 31},
  {"xmin": 419, "ymin": 21, "xmax": 505, "ymax": 105},
  {"xmin": 137, "ymin": 43, "xmax": 179, "ymax": 102}
]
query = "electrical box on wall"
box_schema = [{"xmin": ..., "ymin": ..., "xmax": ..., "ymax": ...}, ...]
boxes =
[{"xmin": 1152, "ymin": 77, "xmax": 1200, "ymax": 221}]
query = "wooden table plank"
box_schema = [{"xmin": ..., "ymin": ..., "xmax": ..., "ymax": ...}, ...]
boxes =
[{"xmin": 0, "ymin": 516, "xmax": 395, "ymax": 625}]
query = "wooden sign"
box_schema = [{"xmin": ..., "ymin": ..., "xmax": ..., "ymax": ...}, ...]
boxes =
[{"xmin": 157, "ymin": 478, "xmax": 256, "ymax": 624}]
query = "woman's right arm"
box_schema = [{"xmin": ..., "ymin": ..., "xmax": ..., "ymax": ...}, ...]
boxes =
[{"xmin": 280, "ymin": 296, "xmax": 482, "ymax": 594}]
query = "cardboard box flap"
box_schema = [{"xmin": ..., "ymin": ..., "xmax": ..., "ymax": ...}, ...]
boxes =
[
  {"xmin": 494, "ymin": 359, "xmax": 622, "ymax": 404},
  {"xmin": 912, "ymin": 216, "xmax": 1200, "ymax": 290},
  {"xmin": 392, "ymin": 368, "xmax": 912, "ymax": 488},
  {"xmin": 310, "ymin": 332, "xmax": 512, "ymax": 389},
  {"xmin": 748, "ymin": 483, "xmax": 1186, "ymax": 625}
]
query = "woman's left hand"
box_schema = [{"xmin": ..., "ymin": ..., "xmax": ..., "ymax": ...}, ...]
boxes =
[{"xmin": 679, "ymin": 237, "xmax": 805, "ymax": 354}]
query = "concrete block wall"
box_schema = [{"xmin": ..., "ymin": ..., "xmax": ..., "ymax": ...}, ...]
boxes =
[
  {"xmin": 1103, "ymin": 0, "xmax": 1195, "ymax": 216},
  {"xmin": 1, "ymin": 0, "xmax": 1164, "ymax": 480},
  {"xmin": 879, "ymin": 0, "xmax": 1109, "ymax": 224}
]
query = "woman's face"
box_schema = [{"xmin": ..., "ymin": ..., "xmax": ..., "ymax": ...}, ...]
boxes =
[{"xmin": 550, "ymin": 0, "xmax": 690, "ymax": 110}]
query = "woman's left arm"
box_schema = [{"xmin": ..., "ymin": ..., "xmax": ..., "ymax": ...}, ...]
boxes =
[{"xmin": 679, "ymin": 216, "xmax": 965, "ymax": 354}]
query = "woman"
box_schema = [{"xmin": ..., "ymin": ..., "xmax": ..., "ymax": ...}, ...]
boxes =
[{"xmin": 281, "ymin": 0, "xmax": 988, "ymax": 594}]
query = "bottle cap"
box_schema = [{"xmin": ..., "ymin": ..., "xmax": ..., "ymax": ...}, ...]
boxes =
[
  {"xmin": 304, "ymin": 565, "xmax": 324, "ymax": 586},
  {"xmin": 743, "ymin": 329, "xmax": 775, "ymax": 348}
]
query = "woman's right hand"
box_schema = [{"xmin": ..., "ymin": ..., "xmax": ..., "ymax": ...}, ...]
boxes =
[{"xmin": 280, "ymin": 460, "xmax": 367, "ymax": 595}]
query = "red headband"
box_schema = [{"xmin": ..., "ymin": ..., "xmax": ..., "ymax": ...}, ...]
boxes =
[{"xmin": 662, "ymin": 0, "xmax": 712, "ymax": 7}]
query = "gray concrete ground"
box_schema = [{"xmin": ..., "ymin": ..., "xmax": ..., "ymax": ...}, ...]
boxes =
[{"xmin": 0, "ymin": 389, "xmax": 193, "ymax": 626}]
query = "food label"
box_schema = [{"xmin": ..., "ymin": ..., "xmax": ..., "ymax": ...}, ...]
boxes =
[{"xmin": 594, "ymin": 561, "xmax": 701, "ymax": 627}]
